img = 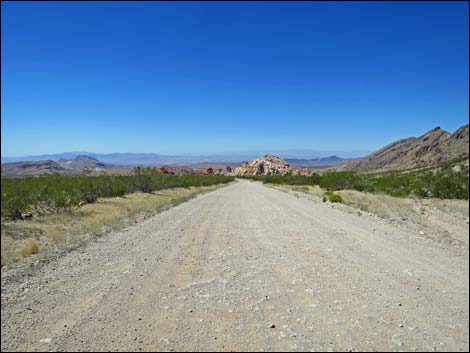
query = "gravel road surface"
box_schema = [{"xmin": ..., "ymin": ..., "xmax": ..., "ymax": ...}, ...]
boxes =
[{"xmin": 1, "ymin": 179, "xmax": 468, "ymax": 351}]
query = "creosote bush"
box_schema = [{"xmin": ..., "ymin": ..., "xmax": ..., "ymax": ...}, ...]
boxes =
[
  {"xmin": 1, "ymin": 169, "xmax": 234, "ymax": 220},
  {"xmin": 246, "ymin": 158, "xmax": 469, "ymax": 200},
  {"xmin": 323, "ymin": 191, "xmax": 343, "ymax": 203}
]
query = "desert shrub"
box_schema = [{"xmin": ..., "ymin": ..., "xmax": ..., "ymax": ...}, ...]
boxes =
[
  {"xmin": 246, "ymin": 159, "xmax": 469, "ymax": 200},
  {"xmin": 431, "ymin": 174, "xmax": 468, "ymax": 199},
  {"xmin": 1, "ymin": 172, "xmax": 234, "ymax": 220},
  {"xmin": 1, "ymin": 184, "xmax": 30, "ymax": 219},
  {"xmin": 254, "ymin": 174, "xmax": 321, "ymax": 186},
  {"xmin": 319, "ymin": 172, "xmax": 356, "ymax": 190},
  {"xmin": 323, "ymin": 191, "xmax": 343, "ymax": 203},
  {"xmin": 133, "ymin": 167, "xmax": 157, "ymax": 193}
]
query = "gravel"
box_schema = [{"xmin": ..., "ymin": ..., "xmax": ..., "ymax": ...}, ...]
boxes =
[{"xmin": 1, "ymin": 179, "xmax": 468, "ymax": 351}]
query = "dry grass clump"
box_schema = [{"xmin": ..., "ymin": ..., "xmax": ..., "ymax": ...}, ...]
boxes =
[
  {"xmin": 273, "ymin": 183, "xmax": 468, "ymax": 223},
  {"xmin": 1, "ymin": 184, "xmax": 223, "ymax": 265},
  {"xmin": 335, "ymin": 190, "xmax": 413, "ymax": 218},
  {"xmin": 20, "ymin": 241, "xmax": 40, "ymax": 258}
]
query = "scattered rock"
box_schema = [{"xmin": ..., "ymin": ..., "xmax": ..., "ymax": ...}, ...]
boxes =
[{"xmin": 22, "ymin": 212, "xmax": 33, "ymax": 220}]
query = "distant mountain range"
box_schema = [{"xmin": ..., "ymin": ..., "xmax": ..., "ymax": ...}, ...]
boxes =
[
  {"xmin": 4, "ymin": 124, "xmax": 467, "ymax": 176},
  {"xmin": 1, "ymin": 151, "xmax": 360, "ymax": 167},
  {"xmin": 286, "ymin": 156, "xmax": 355, "ymax": 167},
  {"xmin": 336, "ymin": 124, "xmax": 469, "ymax": 172},
  {"xmin": 1, "ymin": 155, "xmax": 107, "ymax": 176},
  {"xmin": 1, "ymin": 151, "xmax": 356, "ymax": 176}
]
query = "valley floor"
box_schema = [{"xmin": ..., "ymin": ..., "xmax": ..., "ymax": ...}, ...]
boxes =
[{"xmin": 1, "ymin": 179, "xmax": 468, "ymax": 351}]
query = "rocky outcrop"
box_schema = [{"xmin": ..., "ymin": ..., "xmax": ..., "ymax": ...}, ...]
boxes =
[
  {"xmin": 441, "ymin": 124, "xmax": 469, "ymax": 159},
  {"xmin": 233, "ymin": 155, "xmax": 293, "ymax": 176}
]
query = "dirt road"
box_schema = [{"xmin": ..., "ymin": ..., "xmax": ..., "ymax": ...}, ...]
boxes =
[{"xmin": 1, "ymin": 179, "xmax": 468, "ymax": 351}]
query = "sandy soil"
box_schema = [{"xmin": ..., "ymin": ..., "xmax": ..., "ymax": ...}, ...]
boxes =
[{"xmin": 1, "ymin": 179, "xmax": 468, "ymax": 351}]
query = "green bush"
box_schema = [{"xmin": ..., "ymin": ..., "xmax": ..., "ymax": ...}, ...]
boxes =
[
  {"xmin": 323, "ymin": 191, "xmax": 343, "ymax": 203},
  {"xmin": 244, "ymin": 159, "xmax": 469, "ymax": 200},
  {"xmin": 1, "ymin": 183, "xmax": 30, "ymax": 219},
  {"xmin": 1, "ymin": 171, "xmax": 234, "ymax": 220}
]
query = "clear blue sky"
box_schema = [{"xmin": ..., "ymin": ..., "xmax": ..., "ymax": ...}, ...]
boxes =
[{"xmin": 2, "ymin": 1, "xmax": 468, "ymax": 157}]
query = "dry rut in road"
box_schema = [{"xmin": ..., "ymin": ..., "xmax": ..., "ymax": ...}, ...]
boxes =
[{"xmin": 1, "ymin": 179, "xmax": 469, "ymax": 351}]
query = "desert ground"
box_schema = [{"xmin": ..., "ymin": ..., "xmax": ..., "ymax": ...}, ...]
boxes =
[{"xmin": 1, "ymin": 179, "xmax": 468, "ymax": 352}]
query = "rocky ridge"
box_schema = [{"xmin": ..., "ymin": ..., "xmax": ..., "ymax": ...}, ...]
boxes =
[
  {"xmin": 1, "ymin": 155, "xmax": 109, "ymax": 176},
  {"xmin": 336, "ymin": 124, "xmax": 469, "ymax": 172}
]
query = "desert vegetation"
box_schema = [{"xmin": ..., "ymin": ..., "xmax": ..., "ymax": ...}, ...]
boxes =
[
  {"xmin": 1, "ymin": 168, "xmax": 234, "ymax": 265},
  {"xmin": 1, "ymin": 167, "xmax": 234, "ymax": 220},
  {"xmin": 246, "ymin": 159, "xmax": 469, "ymax": 199},
  {"xmin": 1, "ymin": 177, "xmax": 231, "ymax": 265},
  {"xmin": 322, "ymin": 191, "xmax": 343, "ymax": 203}
]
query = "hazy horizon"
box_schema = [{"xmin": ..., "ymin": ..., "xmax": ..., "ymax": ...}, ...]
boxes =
[
  {"xmin": 2, "ymin": 2, "xmax": 469, "ymax": 157},
  {"xmin": 1, "ymin": 148, "xmax": 369, "ymax": 161},
  {"xmin": 3, "ymin": 122, "xmax": 470, "ymax": 159}
]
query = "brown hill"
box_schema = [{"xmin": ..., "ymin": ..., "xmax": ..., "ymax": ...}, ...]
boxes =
[
  {"xmin": 57, "ymin": 155, "xmax": 107, "ymax": 171},
  {"xmin": 336, "ymin": 124, "xmax": 469, "ymax": 172},
  {"xmin": 1, "ymin": 160, "xmax": 65, "ymax": 176}
]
